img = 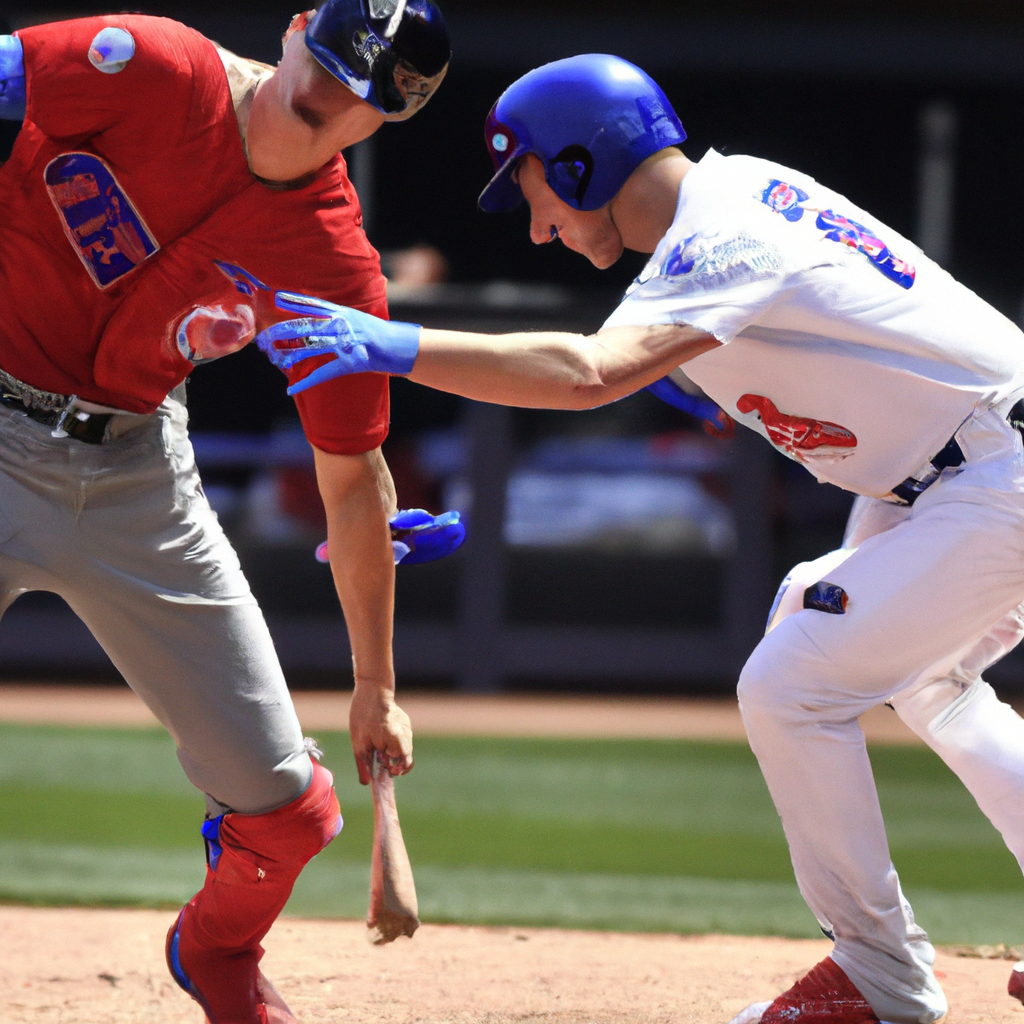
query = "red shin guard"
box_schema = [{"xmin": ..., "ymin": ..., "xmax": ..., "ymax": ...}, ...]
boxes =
[{"xmin": 167, "ymin": 760, "xmax": 342, "ymax": 1024}]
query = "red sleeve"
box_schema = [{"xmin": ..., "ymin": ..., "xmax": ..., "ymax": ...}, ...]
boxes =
[
  {"xmin": 18, "ymin": 16, "xmax": 205, "ymax": 144},
  {"xmin": 287, "ymin": 290, "xmax": 392, "ymax": 456},
  {"xmin": 263, "ymin": 176, "xmax": 393, "ymax": 456}
]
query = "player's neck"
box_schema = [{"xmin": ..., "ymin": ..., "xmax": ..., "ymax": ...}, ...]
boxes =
[
  {"xmin": 608, "ymin": 149, "xmax": 694, "ymax": 255},
  {"xmin": 244, "ymin": 38, "xmax": 384, "ymax": 185}
]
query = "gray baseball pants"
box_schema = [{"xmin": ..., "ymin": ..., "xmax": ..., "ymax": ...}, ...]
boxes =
[{"xmin": 0, "ymin": 386, "xmax": 312, "ymax": 815}]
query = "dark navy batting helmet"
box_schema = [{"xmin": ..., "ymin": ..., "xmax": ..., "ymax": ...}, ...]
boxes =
[
  {"xmin": 306, "ymin": 0, "xmax": 451, "ymax": 121},
  {"xmin": 479, "ymin": 54, "xmax": 686, "ymax": 213}
]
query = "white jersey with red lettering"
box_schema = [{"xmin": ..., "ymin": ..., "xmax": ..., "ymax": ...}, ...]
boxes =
[{"xmin": 603, "ymin": 148, "xmax": 1024, "ymax": 498}]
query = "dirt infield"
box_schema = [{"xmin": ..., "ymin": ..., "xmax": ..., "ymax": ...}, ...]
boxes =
[
  {"xmin": 2, "ymin": 907, "xmax": 1021, "ymax": 1024},
  {"xmin": 1, "ymin": 685, "xmax": 1019, "ymax": 1023}
]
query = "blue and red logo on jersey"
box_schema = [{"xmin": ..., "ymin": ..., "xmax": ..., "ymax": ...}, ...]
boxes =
[
  {"xmin": 44, "ymin": 153, "xmax": 159, "ymax": 289},
  {"xmin": 761, "ymin": 180, "xmax": 810, "ymax": 221},
  {"xmin": 760, "ymin": 178, "xmax": 915, "ymax": 290},
  {"xmin": 813, "ymin": 209, "xmax": 916, "ymax": 289}
]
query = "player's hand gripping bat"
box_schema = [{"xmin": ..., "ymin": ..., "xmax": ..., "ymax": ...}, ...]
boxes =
[{"xmin": 367, "ymin": 750, "xmax": 420, "ymax": 944}]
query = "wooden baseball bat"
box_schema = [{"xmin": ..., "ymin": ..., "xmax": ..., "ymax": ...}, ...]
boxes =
[{"xmin": 366, "ymin": 750, "xmax": 420, "ymax": 944}]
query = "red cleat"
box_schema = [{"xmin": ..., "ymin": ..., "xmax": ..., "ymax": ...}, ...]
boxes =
[
  {"xmin": 255, "ymin": 970, "xmax": 303, "ymax": 1024},
  {"xmin": 727, "ymin": 957, "xmax": 882, "ymax": 1024},
  {"xmin": 1008, "ymin": 960, "xmax": 1024, "ymax": 1004}
]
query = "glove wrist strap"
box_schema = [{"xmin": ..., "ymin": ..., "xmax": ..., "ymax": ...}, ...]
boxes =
[{"xmin": 378, "ymin": 321, "xmax": 421, "ymax": 375}]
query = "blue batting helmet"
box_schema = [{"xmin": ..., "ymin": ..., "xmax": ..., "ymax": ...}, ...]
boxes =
[
  {"xmin": 479, "ymin": 54, "xmax": 686, "ymax": 213},
  {"xmin": 306, "ymin": 0, "xmax": 451, "ymax": 121}
]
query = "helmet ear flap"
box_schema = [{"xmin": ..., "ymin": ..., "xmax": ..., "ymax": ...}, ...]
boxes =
[
  {"xmin": 373, "ymin": 50, "xmax": 406, "ymax": 113},
  {"xmin": 549, "ymin": 145, "xmax": 594, "ymax": 208}
]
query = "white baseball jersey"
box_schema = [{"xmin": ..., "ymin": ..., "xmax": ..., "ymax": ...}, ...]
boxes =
[{"xmin": 603, "ymin": 149, "xmax": 1024, "ymax": 498}]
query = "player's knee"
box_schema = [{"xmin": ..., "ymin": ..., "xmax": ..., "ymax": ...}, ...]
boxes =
[
  {"xmin": 272, "ymin": 758, "xmax": 343, "ymax": 863},
  {"xmin": 181, "ymin": 739, "xmax": 316, "ymax": 817},
  {"xmin": 737, "ymin": 626, "xmax": 825, "ymax": 728},
  {"xmin": 216, "ymin": 759, "xmax": 343, "ymax": 870},
  {"xmin": 765, "ymin": 548, "xmax": 853, "ymax": 635},
  {"xmin": 737, "ymin": 637, "xmax": 786, "ymax": 724}
]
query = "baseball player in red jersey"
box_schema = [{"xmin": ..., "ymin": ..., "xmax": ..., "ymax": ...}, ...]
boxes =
[
  {"xmin": 260, "ymin": 55, "xmax": 1024, "ymax": 1024},
  {"xmin": 0, "ymin": 4, "xmax": 450, "ymax": 1022}
]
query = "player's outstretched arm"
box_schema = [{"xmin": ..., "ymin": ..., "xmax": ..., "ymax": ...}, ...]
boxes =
[
  {"xmin": 411, "ymin": 322, "xmax": 721, "ymax": 409},
  {"xmin": 257, "ymin": 291, "xmax": 720, "ymax": 410}
]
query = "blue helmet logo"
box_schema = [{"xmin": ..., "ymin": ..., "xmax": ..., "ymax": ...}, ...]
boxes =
[{"xmin": 479, "ymin": 54, "xmax": 686, "ymax": 213}]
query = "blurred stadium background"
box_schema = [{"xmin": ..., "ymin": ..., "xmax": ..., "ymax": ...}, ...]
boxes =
[{"xmin": 0, "ymin": 0, "xmax": 1023, "ymax": 946}]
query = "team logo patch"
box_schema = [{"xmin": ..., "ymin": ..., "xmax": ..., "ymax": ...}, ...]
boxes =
[
  {"xmin": 662, "ymin": 233, "xmax": 698, "ymax": 276},
  {"xmin": 761, "ymin": 180, "xmax": 809, "ymax": 221},
  {"xmin": 736, "ymin": 394, "xmax": 857, "ymax": 464},
  {"xmin": 760, "ymin": 178, "xmax": 916, "ymax": 289},
  {"xmin": 803, "ymin": 581, "xmax": 849, "ymax": 615},
  {"xmin": 45, "ymin": 153, "xmax": 158, "ymax": 289},
  {"xmin": 88, "ymin": 27, "xmax": 135, "ymax": 74}
]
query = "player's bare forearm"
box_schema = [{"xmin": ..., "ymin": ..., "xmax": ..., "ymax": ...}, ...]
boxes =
[
  {"xmin": 408, "ymin": 323, "xmax": 720, "ymax": 409},
  {"xmin": 313, "ymin": 446, "xmax": 413, "ymax": 783}
]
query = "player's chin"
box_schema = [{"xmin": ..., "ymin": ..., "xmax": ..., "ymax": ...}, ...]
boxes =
[{"xmin": 584, "ymin": 239, "xmax": 625, "ymax": 270}]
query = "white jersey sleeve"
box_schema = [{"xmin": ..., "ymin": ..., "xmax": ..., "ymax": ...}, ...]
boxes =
[{"xmin": 603, "ymin": 150, "xmax": 794, "ymax": 341}]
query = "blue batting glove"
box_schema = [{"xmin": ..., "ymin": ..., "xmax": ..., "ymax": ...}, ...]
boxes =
[
  {"xmin": 0, "ymin": 36, "xmax": 26, "ymax": 121},
  {"xmin": 256, "ymin": 292, "xmax": 421, "ymax": 395},
  {"xmin": 389, "ymin": 508, "xmax": 466, "ymax": 565},
  {"xmin": 645, "ymin": 375, "xmax": 734, "ymax": 438},
  {"xmin": 315, "ymin": 508, "xmax": 466, "ymax": 567}
]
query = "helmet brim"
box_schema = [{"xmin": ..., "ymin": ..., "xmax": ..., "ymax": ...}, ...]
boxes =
[{"xmin": 477, "ymin": 145, "xmax": 529, "ymax": 213}]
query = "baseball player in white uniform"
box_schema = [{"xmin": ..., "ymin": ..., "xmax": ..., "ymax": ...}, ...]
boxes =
[{"xmin": 257, "ymin": 54, "xmax": 1024, "ymax": 1024}]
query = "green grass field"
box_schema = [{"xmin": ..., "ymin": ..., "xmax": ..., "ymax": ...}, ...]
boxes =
[{"xmin": 0, "ymin": 722, "xmax": 1020, "ymax": 943}]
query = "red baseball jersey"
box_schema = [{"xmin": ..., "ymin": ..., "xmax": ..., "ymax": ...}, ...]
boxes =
[{"xmin": 0, "ymin": 15, "xmax": 389, "ymax": 454}]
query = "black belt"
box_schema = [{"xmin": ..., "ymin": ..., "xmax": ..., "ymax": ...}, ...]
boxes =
[
  {"xmin": 0, "ymin": 368, "xmax": 113, "ymax": 445},
  {"xmin": 890, "ymin": 398, "xmax": 1024, "ymax": 506}
]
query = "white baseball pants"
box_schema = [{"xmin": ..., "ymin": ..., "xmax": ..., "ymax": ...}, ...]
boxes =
[{"xmin": 739, "ymin": 406, "xmax": 1024, "ymax": 1024}]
